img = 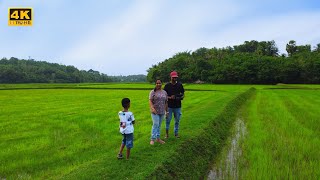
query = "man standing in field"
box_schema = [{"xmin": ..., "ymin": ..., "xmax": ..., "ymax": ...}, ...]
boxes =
[{"xmin": 164, "ymin": 71, "xmax": 185, "ymax": 138}]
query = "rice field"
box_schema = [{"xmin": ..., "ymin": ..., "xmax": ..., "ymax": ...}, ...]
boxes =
[
  {"xmin": 0, "ymin": 83, "xmax": 319, "ymax": 179},
  {"xmin": 237, "ymin": 88, "xmax": 320, "ymax": 179},
  {"xmin": 208, "ymin": 85, "xmax": 320, "ymax": 179},
  {"xmin": 0, "ymin": 84, "xmax": 246, "ymax": 179}
]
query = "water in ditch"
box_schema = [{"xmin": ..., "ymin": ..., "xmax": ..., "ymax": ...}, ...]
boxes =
[{"xmin": 207, "ymin": 118, "xmax": 247, "ymax": 180}]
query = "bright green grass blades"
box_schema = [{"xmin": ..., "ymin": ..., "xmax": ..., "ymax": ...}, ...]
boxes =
[
  {"xmin": 0, "ymin": 85, "xmax": 245, "ymax": 179},
  {"xmin": 3, "ymin": 84, "xmax": 318, "ymax": 179},
  {"xmin": 239, "ymin": 89, "xmax": 320, "ymax": 179}
]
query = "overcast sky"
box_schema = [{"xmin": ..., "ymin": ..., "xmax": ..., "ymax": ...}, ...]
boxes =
[{"xmin": 1, "ymin": 0, "xmax": 320, "ymax": 75}]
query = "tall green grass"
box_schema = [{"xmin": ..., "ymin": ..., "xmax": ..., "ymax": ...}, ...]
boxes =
[
  {"xmin": 238, "ymin": 89, "xmax": 320, "ymax": 179},
  {"xmin": 0, "ymin": 84, "xmax": 247, "ymax": 179},
  {"xmin": 2, "ymin": 83, "xmax": 317, "ymax": 179}
]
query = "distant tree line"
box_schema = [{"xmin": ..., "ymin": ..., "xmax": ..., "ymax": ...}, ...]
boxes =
[
  {"xmin": 147, "ymin": 40, "xmax": 320, "ymax": 84},
  {"xmin": 109, "ymin": 74, "xmax": 147, "ymax": 82},
  {"xmin": 0, "ymin": 57, "xmax": 146, "ymax": 83}
]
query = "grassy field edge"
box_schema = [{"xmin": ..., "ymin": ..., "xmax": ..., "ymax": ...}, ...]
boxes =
[{"xmin": 146, "ymin": 87, "xmax": 256, "ymax": 179}]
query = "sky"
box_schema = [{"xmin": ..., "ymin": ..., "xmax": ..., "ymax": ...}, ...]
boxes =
[{"xmin": 1, "ymin": 0, "xmax": 320, "ymax": 75}]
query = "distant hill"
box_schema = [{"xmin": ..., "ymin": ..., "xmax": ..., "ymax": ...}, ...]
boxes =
[{"xmin": 0, "ymin": 57, "xmax": 146, "ymax": 83}]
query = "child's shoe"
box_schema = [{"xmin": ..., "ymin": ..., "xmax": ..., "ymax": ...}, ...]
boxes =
[{"xmin": 117, "ymin": 153, "xmax": 123, "ymax": 159}]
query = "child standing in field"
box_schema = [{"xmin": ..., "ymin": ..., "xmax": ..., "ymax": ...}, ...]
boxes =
[{"xmin": 118, "ymin": 98, "xmax": 135, "ymax": 160}]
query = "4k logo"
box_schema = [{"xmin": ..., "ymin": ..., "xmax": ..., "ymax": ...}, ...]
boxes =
[{"xmin": 8, "ymin": 8, "xmax": 33, "ymax": 26}]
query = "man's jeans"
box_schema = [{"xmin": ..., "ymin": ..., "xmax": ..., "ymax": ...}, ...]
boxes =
[
  {"xmin": 151, "ymin": 113, "xmax": 164, "ymax": 140},
  {"xmin": 166, "ymin": 108, "xmax": 182, "ymax": 135}
]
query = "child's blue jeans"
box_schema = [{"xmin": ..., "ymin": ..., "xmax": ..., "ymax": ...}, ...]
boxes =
[{"xmin": 122, "ymin": 133, "xmax": 133, "ymax": 149}]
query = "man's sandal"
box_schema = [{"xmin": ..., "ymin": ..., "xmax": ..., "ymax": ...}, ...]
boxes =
[{"xmin": 156, "ymin": 139, "xmax": 165, "ymax": 144}]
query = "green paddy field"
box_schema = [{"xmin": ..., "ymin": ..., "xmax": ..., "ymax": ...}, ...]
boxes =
[{"xmin": 0, "ymin": 83, "xmax": 319, "ymax": 179}]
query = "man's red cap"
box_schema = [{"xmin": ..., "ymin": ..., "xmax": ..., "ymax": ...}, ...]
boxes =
[{"xmin": 170, "ymin": 71, "xmax": 178, "ymax": 78}]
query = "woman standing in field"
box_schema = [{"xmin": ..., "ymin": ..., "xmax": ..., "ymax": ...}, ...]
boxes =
[{"xmin": 149, "ymin": 79, "xmax": 168, "ymax": 145}]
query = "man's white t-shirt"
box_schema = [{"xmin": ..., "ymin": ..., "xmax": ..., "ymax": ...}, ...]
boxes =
[{"xmin": 119, "ymin": 111, "xmax": 135, "ymax": 134}]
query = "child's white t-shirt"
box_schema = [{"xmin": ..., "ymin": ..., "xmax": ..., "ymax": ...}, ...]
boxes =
[{"xmin": 119, "ymin": 111, "xmax": 135, "ymax": 134}]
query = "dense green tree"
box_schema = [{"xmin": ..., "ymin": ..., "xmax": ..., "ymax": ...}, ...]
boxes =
[
  {"xmin": 147, "ymin": 40, "xmax": 320, "ymax": 84},
  {"xmin": 315, "ymin": 43, "xmax": 320, "ymax": 52},
  {"xmin": 296, "ymin": 44, "xmax": 311, "ymax": 53},
  {"xmin": 286, "ymin": 40, "xmax": 297, "ymax": 57},
  {"xmin": 0, "ymin": 58, "xmax": 147, "ymax": 83}
]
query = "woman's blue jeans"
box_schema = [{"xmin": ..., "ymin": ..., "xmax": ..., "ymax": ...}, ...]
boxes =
[{"xmin": 151, "ymin": 113, "xmax": 164, "ymax": 140}]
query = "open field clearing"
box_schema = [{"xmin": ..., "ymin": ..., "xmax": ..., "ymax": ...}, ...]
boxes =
[
  {"xmin": 0, "ymin": 84, "xmax": 248, "ymax": 179},
  {"xmin": 1, "ymin": 84, "xmax": 319, "ymax": 179}
]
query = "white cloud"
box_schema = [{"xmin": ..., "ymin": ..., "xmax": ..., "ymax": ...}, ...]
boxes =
[
  {"xmin": 3, "ymin": 0, "xmax": 319, "ymax": 75},
  {"xmin": 61, "ymin": 0, "xmax": 163, "ymax": 75},
  {"xmin": 209, "ymin": 11, "xmax": 320, "ymax": 53},
  {"xmin": 61, "ymin": 0, "xmax": 246, "ymax": 75}
]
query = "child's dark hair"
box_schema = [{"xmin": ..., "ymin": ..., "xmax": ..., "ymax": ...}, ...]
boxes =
[{"xmin": 121, "ymin": 98, "xmax": 130, "ymax": 108}]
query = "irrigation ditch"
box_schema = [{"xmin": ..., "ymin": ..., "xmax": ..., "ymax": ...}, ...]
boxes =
[{"xmin": 207, "ymin": 117, "xmax": 247, "ymax": 179}]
